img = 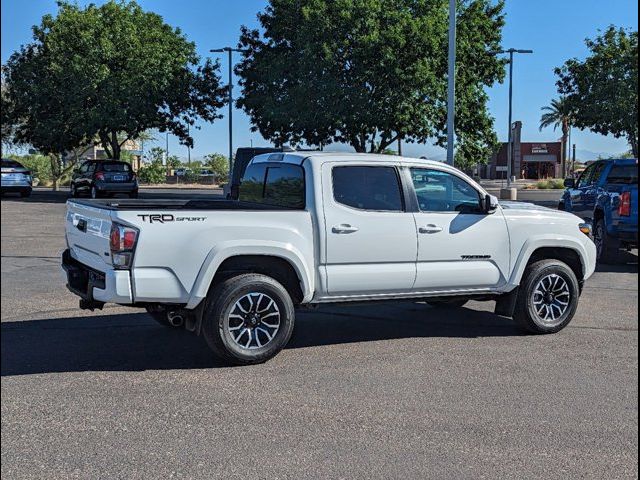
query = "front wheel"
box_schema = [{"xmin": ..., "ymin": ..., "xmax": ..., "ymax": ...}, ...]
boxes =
[
  {"xmin": 513, "ymin": 259, "xmax": 580, "ymax": 334},
  {"xmin": 202, "ymin": 273, "xmax": 295, "ymax": 365}
]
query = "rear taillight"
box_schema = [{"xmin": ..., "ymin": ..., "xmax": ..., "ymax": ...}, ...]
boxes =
[
  {"xmin": 109, "ymin": 223, "xmax": 139, "ymax": 269},
  {"xmin": 95, "ymin": 171, "xmax": 105, "ymax": 181},
  {"xmin": 618, "ymin": 192, "xmax": 631, "ymax": 216}
]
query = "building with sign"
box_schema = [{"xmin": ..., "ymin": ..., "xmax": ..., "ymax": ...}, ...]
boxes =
[{"xmin": 481, "ymin": 121, "xmax": 563, "ymax": 179}]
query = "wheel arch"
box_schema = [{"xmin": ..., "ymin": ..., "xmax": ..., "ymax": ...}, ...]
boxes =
[
  {"xmin": 186, "ymin": 243, "xmax": 313, "ymax": 309},
  {"xmin": 508, "ymin": 238, "xmax": 590, "ymax": 291}
]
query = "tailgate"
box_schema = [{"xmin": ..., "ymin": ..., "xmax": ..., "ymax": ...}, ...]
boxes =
[{"xmin": 65, "ymin": 201, "xmax": 113, "ymax": 271}]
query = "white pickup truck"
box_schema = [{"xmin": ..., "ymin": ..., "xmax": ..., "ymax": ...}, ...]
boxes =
[{"xmin": 63, "ymin": 152, "xmax": 597, "ymax": 364}]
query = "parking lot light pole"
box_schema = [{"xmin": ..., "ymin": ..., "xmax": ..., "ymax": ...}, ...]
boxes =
[
  {"xmin": 446, "ymin": 0, "xmax": 456, "ymax": 167},
  {"xmin": 210, "ymin": 47, "xmax": 249, "ymax": 172},
  {"xmin": 490, "ymin": 48, "xmax": 533, "ymax": 186}
]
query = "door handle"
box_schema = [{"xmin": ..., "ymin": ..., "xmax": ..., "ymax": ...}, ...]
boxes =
[
  {"xmin": 332, "ymin": 224, "xmax": 359, "ymax": 234},
  {"xmin": 419, "ymin": 224, "xmax": 443, "ymax": 234}
]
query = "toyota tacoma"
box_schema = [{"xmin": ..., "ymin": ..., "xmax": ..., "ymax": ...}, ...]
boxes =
[{"xmin": 62, "ymin": 152, "xmax": 597, "ymax": 364}]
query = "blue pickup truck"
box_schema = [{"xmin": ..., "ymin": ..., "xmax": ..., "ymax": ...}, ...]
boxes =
[{"xmin": 560, "ymin": 159, "xmax": 638, "ymax": 263}]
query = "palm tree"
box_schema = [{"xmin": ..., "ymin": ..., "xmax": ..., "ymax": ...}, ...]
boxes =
[{"xmin": 539, "ymin": 97, "xmax": 573, "ymax": 177}]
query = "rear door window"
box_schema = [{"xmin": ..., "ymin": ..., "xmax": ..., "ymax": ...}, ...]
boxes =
[
  {"xmin": 607, "ymin": 165, "xmax": 638, "ymax": 184},
  {"xmin": 332, "ymin": 166, "xmax": 404, "ymax": 212}
]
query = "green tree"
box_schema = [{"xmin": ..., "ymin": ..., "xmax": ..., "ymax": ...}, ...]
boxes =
[
  {"xmin": 2, "ymin": 0, "xmax": 226, "ymax": 165},
  {"xmin": 555, "ymin": 26, "xmax": 638, "ymax": 157},
  {"xmin": 203, "ymin": 153, "xmax": 230, "ymax": 183},
  {"xmin": 236, "ymin": 0, "xmax": 506, "ymax": 170},
  {"xmin": 539, "ymin": 97, "xmax": 573, "ymax": 176}
]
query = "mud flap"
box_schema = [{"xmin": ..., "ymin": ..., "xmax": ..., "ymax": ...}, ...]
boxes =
[{"xmin": 495, "ymin": 287, "xmax": 519, "ymax": 318}]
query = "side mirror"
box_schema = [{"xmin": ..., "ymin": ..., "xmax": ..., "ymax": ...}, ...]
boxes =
[
  {"xmin": 563, "ymin": 178, "xmax": 575, "ymax": 188},
  {"xmin": 483, "ymin": 194, "xmax": 499, "ymax": 213}
]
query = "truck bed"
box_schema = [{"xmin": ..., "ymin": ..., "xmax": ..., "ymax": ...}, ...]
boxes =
[{"xmin": 68, "ymin": 198, "xmax": 301, "ymax": 211}]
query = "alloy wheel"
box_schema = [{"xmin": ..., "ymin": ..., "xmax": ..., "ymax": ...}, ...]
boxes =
[
  {"xmin": 531, "ymin": 273, "xmax": 571, "ymax": 325},
  {"xmin": 227, "ymin": 292, "xmax": 281, "ymax": 350}
]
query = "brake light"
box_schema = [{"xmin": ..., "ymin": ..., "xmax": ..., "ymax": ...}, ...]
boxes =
[
  {"xmin": 95, "ymin": 171, "xmax": 105, "ymax": 181},
  {"xmin": 618, "ymin": 192, "xmax": 631, "ymax": 216},
  {"xmin": 109, "ymin": 223, "xmax": 139, "ymax": 268}
]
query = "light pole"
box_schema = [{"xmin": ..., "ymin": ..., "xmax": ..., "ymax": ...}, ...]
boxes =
[
  {"xmin": 165, "ymin": 131, "xmax": 169, "ymax": 166},
  {"xmin": 490, "ymin": 48, "xmax": 533, "ymax": 186},
  {"xmin": 446, "ymin": 0, "xmax": 456, "ymax": 166},
  {"xmin": 210, "ymin": 47, "xmax": 249, "ymax": 172}
]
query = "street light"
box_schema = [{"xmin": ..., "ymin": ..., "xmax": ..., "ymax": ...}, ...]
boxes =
[
  {"xmin": 490, "ymin": 48, "xmax": 533, "ymax": 186},
  {"xmin": 210, "ymin": 47, "xmax": 250, "ymax": 172},
  {"xmin": 446, "ymin": 0, "xmax": 456, "ymax": 167}
]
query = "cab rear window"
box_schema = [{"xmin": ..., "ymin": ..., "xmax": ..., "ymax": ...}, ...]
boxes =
[{"xmin": 239, "ymin": 163, "xmax": 305, "ymax": 209}]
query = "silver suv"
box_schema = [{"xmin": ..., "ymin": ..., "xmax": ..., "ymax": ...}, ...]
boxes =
[{"xmin": 1, "ymin": 159, "xmax": 32, "ymax": 197}]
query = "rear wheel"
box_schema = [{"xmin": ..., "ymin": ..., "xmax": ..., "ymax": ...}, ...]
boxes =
[
  {"xmin": 426, "ymin": 298, "xmax": 468, "ymax": 308},
  {"xmin": 70, "ymin": 184, "xmax": 78, "ymax": 198},
  {"xmin": 90, "ymin": 185, "xmax": 101, "ymax": 199},
  {"xmin": 202, "ymin": 273, "xmax": 295, "ymax": 365},
  {"xmin": 513, "ymin": 259, "xmax": 580, "ymax": 334},
  {"xmin": 593, "ymin": 219, "xmax": 620, "ymax": 264}
]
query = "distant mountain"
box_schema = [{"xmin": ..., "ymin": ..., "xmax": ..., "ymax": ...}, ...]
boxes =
[{"xmin": 574, "ymin": 149, "xmax": 633, "ymax": 162}]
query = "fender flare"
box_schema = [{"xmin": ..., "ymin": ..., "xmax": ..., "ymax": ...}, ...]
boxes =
[
  {"xmin": 507, "ymin": 235, "xmax": 590, "ymax": 288},
  {"xmin": 185, "ymin": 240, "xmax": 314, "ymax": 309}
]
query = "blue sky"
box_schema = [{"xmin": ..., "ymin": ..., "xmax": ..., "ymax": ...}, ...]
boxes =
[{"xmin": 2, "ymin": 0, "xmax": 638, "ymax": 161}]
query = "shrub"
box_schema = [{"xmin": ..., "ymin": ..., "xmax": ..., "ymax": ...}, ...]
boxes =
[
  {"xmin": 203, "ymin": 153, "xmax": 229, "ymax": 183},
  {"xmin": 137, "ymin": 161, "xmax": 167, "ymax": 184},
  {"xmin": 183, "ymin": 169, "xmax": 201, "ymax": 184}
]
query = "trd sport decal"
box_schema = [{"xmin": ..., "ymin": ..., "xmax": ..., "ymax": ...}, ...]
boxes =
[
  {"xmin": 461, "ymin": 254, "xmax": 492, "ymax": 260},
  {"xmin": 137, "ymin": 214, "xmax": 206, "ymax": 224}
]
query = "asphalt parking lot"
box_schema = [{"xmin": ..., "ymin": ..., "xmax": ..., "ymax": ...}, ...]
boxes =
[{"xmin": 1, "ymin": 189, "xmax": 638, "ymax": 479}]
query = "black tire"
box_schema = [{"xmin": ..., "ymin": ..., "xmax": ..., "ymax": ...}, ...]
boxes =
[
  {"xmin": 513, "ymin": 259, "xmax": 580, "ymax": 334},
  {"xmin": 20, "ymin": 189, "xmax": 31, "ymax": 198},
  {"xmin": 90, "ymin": 185, "xmax": 101, "ymax": 199},
  {"xmin": 145, "ymin": 306, "xmax": 183, "ymax": 328},
  {"xmin": 426, "ymin": 298, "xmax": 468, "ymax": 308},
  {"xmin": 202, "ymin": 273, "xmax": 295, "ymax": 365},
  {"xmin": 70, "ymin": 184, "xmax": 78, "ymax": 198},
  {"xmin": 593, "ymin": 219, "xmax": 620, "ymax": 264},
  {"xmin": 558, "ymin": 201, "xmax": 565, "ymax": 211}
]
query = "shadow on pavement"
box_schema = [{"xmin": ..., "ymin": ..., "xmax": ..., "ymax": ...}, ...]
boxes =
[
  {"xmin": 594, "ymin": 251, "xmax": 638, "ymax": 273},
  {"xmin": 1, "ymin": 304, "xmax": 520, "ymax": 376}
]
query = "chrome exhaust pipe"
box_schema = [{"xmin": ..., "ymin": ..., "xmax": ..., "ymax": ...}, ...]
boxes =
[{"xmin": 167, "ymin": 311, "xmax": 185, "ymax": 327}]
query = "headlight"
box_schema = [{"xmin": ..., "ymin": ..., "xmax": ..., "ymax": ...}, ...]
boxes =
[{"xmin": 578, "ymin": 223, "xmax": 592, "ymax": 236}]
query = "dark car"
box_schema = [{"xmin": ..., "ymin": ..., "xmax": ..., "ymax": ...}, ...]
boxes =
[
  {"xmin": 70, "ymin": 160, "xmax": 138, "ymax": 199},
  {"xmin": 1, "ymin": 159, "xmax": 33, "ymax": 197},
  {"xmin": 560, "ymin": 158, "xmax": 638, "ymax": 263}
]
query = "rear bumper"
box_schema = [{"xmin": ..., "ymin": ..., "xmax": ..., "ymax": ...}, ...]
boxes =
[
  {"xmin": 95, "ymin": 181, "xmax": 137, "ymax": 193},
  {"xmin": 61, "ymin": 249, "xmax": 132, "ymax": 304}
]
